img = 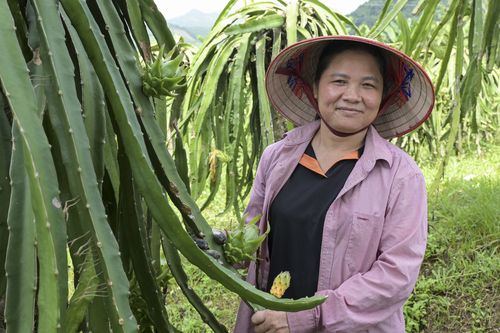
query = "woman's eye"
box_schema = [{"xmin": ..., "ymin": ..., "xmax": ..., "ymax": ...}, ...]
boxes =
[
  {"xmin": 333, "ymin": 80, "xmax": 346, "ymax": 85},
  {"xmin": 363, "ymin": 83, "xmax": 376, "ymax": 88}
]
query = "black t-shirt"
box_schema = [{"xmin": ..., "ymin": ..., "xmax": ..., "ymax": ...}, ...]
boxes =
[{"xmin": 266, "ymin": 143, "xmax": 361, "ymax": 299}]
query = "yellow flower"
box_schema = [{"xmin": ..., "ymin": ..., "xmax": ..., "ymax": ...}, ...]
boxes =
[{"xmin": 270, "ymin": 271, "xmax": 291, "ymax": 298}]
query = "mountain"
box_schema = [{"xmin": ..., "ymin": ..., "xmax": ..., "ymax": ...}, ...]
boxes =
[
  {"xmin": 167, "ymin": 9, "xmax": 219, "ymax": 45},
  {"xmin": 165, "ymin": 1, "xmax": 450, "ymax": 46},
  {"xmin": 168, "ymin": 24, "xmax": 201, "ymax": 45},
  {"xmin": 349, "ymin": 0, "xmax": 449, "ymax": 27}
]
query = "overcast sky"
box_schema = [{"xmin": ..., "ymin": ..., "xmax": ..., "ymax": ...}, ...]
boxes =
[{"xmin": 158, "ymin": 0, "xmax": 368, "ymax": 19}]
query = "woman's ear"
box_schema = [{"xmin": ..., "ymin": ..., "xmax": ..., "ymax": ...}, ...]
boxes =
[{"xmin": 313, "ymin": 84, "xmax": 318, "ymax": 99}]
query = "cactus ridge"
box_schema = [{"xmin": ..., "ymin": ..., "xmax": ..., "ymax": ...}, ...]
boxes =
[{"xmin": 0, "ymin": 91, "xmax": 11, "ymax": 296}]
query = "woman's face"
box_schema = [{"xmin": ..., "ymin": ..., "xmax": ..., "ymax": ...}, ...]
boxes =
[{"xmin": 314, "ymin": 49, "xmax": 384, "ymax": 135}]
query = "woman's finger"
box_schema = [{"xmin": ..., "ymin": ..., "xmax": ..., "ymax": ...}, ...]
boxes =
[{"xmin": 251, "ymin": 310, "xmax": 266, "ymax": 325}]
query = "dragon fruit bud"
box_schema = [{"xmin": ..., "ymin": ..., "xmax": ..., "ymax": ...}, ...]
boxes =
[
  {"xmin": 142, "ymin": 45, "xmax": 186, "ymax": 98},
  {"xmin": 270, "ymin": 271, "xmax": 291, "ymax": 298},
  {"xmin": 223, "ymin": 214, "xmax": 269, "ymax": 264}
]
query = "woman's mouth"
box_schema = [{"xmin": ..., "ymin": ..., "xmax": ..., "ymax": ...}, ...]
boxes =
[{"xmin": 336, "ymin": 107, "xmax": 362, "ymax": 114}]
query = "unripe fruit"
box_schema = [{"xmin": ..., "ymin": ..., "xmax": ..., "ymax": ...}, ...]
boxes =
[
  {"xmin": 223, "ymin": 214, "xmax": 269, "ymax": 264},
  {"xmin": 142, "ymin": 45, "xmax": 186, "ymax": 98}
]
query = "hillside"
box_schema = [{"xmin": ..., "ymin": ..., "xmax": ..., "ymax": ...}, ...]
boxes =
[
  {"xmin": 349, "ymin": 0, "xmax": 449, "ymax": 27},
  {"xmin": 167, "ymin": 9, "xmax": 218, "ymax": 45}
]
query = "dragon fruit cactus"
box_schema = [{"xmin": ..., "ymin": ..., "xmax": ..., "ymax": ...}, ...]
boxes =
[{"xmin": 224, "ymin": 214, "xmax": 269, "ymax": 264}]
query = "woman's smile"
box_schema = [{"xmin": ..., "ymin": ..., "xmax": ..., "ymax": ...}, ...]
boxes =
[{"xmin": 335, "ymin": 107, "xmax": 363, "ymax": 115}]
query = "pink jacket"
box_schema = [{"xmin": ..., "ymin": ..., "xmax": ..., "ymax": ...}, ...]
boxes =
[{"xmin": 234, "ymin": 120, "xmax": 427, "ymax": 332}]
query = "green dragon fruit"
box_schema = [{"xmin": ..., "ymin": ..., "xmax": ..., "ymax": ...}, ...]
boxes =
[
  {"xmin": 142, "ymin": 45, "xmax": 186, "ymax": 98},
  {"xmin": 223, "ymin": 214, "xmax": 269, "ymax": 264}
]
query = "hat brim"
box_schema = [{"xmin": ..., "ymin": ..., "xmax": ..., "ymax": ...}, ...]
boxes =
[{"xmin": 265, "ymin": 35, "xmax": 435, "ymax": 139}]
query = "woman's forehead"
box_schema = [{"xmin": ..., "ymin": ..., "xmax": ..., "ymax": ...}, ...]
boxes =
[
  {"xmin": 323, "ymin": 50, "xmax": 384, "ymax": 76},
  {"xmin": 327, "ymin": 48, "xmax": 382, "ymax": 64}
]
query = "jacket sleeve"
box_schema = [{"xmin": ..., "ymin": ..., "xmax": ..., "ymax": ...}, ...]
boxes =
[{"xmin": 287, "ymin": 172, "xmax": 428, "ymax": 332}]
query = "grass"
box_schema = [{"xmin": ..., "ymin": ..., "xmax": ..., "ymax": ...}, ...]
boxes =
[
  {"xmin": 165, "ymin": 144, "xmax": 500, "ymax": 332},
  {"xmin": 405, "ymin": 143, "xmax": 500, "ymax": 332}
]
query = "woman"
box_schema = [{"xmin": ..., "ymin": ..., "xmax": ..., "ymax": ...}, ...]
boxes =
[{"xmin": 234, "ymin": 35, "xmax": 434, "ymax": 333}]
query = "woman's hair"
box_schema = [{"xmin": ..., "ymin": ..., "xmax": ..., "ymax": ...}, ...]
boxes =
[{"xmin": 314, "ymin": 41, "xmax": 390, "ymax": 96}]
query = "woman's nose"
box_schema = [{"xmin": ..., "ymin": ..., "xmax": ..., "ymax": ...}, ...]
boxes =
[{"xmin": 342, "ymin": 84, "xmax": 361, "ymax": 102}]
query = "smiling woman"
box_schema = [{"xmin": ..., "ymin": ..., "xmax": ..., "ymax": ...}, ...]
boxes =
[{"xmin": 234, "ymin": 35, "xmax": 435, "ymax": 333}]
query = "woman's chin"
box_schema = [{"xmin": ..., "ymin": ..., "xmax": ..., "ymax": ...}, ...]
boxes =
[{"xmin": 321, "ymin": 119, "xmax": 366, "ymax": 135}]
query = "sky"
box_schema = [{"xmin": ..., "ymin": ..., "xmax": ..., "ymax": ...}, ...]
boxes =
[{"xmin": 158, "ymin": 0, "xmax": 369, "ymax": 19}]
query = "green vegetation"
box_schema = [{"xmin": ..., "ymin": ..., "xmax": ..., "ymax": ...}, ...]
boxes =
[{"xmin": 405, "ymin": 144, "xmax": 500, "ymax": 332}]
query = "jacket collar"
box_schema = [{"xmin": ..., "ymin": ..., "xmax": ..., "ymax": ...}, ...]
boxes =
[
  {"xmin": 282, "ymin": 120, "xmax": 393, "ymax": 167},
  {"xmin": 364, "ymin": 125, "xmax": 393, "ymax": 168},
  {"xmin": 282, "ymin": 120, "xmax": 320, "ymax": 145}
]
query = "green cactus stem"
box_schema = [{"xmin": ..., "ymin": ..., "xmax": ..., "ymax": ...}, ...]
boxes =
[
  {"xmin": 0, "ymin": 4, "xmax": 66, "ymax": 330},
  {"xmin": 137, "ymin": 0, "xmax": 175, "ymax": 51},
  {"xmin": 0, "ymin": 93, "xmax": 11, "ymax": 296},
  {"xmin": 162, "ymin": 236, "xmax": 228, "ymax": 333},
  {"xmin": 93, "ymin": 0, "xmax": 225, "ymax": 256},
  {"xmin": 63, "ymin": 249, "xmax": 99, "ymax": 333},
  {"xmin": 4, "ymin": 124, "xmax": 36, "ymax": 333},
  {"xmin": 117, "ymin": 142, "xmax": 174, "ymax": 332}
]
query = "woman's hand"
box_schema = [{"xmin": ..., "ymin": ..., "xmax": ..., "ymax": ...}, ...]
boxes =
[{"xmin": 251, "ymin": 310, "xmax": 290, "ymax": 333}]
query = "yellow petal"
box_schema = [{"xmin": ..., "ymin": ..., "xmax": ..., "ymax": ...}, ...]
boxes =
[{"xmin": 270, "ymin": 271, "xmax": 291, "ymax": 298}]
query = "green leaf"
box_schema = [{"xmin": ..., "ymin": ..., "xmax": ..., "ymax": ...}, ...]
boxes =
[
  {"xmin": 225, "ymin": 14, "xmax": 285, "ymax": 35},
  {"xmin": 368, "ymin": 0, "xmax": 409, "ymax": 38}
]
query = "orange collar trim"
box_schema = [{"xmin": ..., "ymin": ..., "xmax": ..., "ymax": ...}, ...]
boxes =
[{"xmin": 299, "ymin": 151, "xmax": 359, "ymax": 177}]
